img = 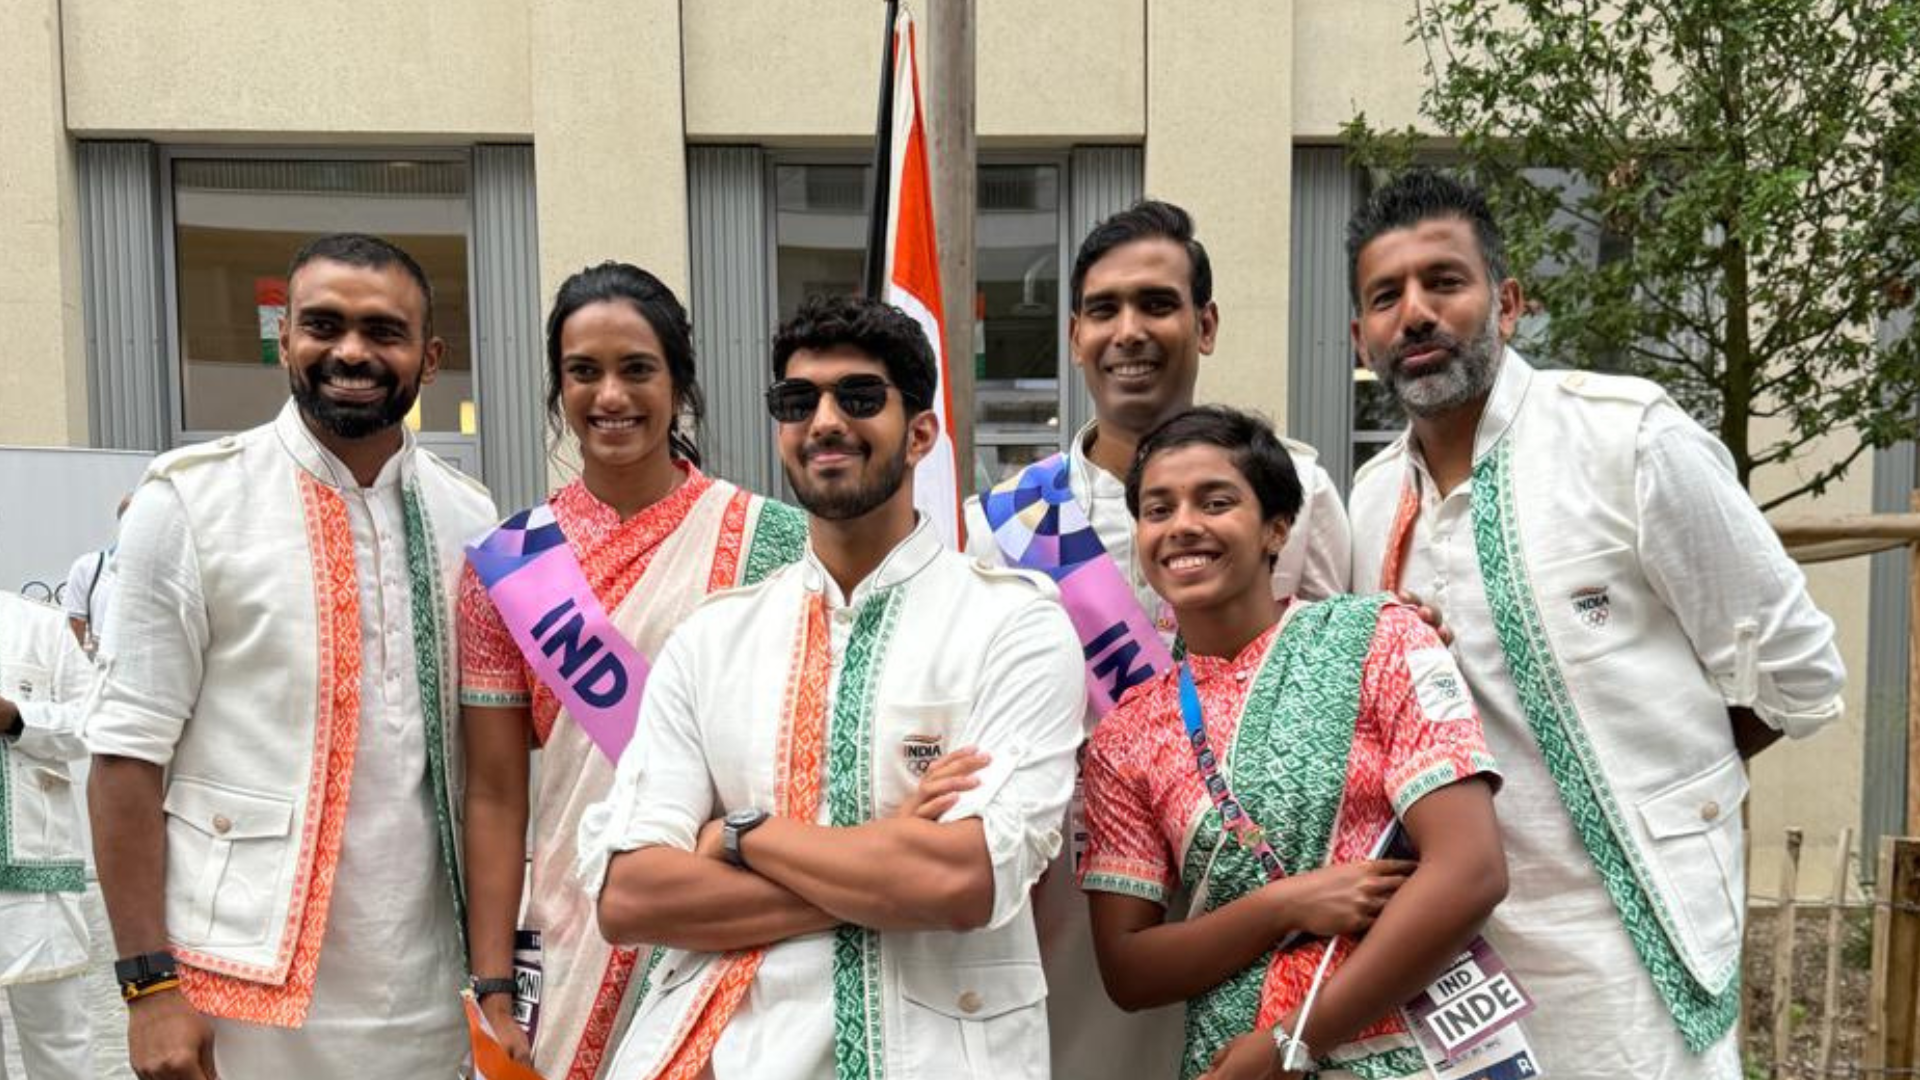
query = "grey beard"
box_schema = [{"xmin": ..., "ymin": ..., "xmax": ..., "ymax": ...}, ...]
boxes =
[{"xmin": 1382, "ymin": 306, "xmax": 1503, "ymax": 419}]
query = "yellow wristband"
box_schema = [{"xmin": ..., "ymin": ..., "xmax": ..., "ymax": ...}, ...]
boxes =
[{"xmin": 122, "ymin": 976, "xmax": 182, "ymax": 1003}]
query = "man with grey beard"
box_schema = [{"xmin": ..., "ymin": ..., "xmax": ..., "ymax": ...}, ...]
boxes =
[{"xmin": 1343, "ymin": 170, "xmax": 1843, "ymax": 1080}]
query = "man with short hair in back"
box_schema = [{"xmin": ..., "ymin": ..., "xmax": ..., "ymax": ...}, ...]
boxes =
[{"xmin": 961, "ymin": 199, "xmax": 1354, "ymax": 1079}]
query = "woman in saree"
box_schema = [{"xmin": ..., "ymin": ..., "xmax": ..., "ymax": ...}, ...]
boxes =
[
  {"xmin": 1080, "ymin": 405, "xmax": 1508, "ymax": 1080},
  {"xmin": 456, "ymin": 262, "xmax": 806, "ymax": 1077}
]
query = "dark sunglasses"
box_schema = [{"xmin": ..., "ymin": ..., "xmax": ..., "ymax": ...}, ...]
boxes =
[{"xmin": 764, "ymin": 374, "xmax": 898, "ymax": 423}]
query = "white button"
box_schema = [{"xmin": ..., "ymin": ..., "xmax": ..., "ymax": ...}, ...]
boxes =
[
  {"xmin": 957, "ymin": 990, "xmax": 983, "ymax": 1014},
  {"xmin": 211, "ymin": 814, "xmax": 233, "ymax": 835},
  {"xmin": 1700, "ymin": 801, "xmax": 1721, "ymax": 823}
]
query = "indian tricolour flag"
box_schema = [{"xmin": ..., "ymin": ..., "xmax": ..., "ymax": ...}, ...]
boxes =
[{"xmin": 878, "ymin": 8, "xmax": 960, "ymax": 547}]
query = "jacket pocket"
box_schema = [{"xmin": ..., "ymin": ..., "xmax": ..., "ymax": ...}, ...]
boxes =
[
  {"xmin": 162, "ymin": 777, "xmax": 295, "ymax": 949},
  {"xmin": 1530, "ymin": 545, "xmax": 1641, "ymax": 667},
  {"xmin": 1634, "ymin": 753, "xmax": 1749, "ymax": 982},
  {"xmin": 876, "ymin": 699, "xmax": 971, "ymax": 816},
  {"xmin": 21, "ymin": 764, "xmax": 78, "ymax": 860},
  {"xmin": 899, "ymin": 958, "xmax": 1047, "ymax": 1079}
]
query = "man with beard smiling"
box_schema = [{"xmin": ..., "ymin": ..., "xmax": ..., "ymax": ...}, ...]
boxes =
[
  {"xmin": 1345, "ymin": 170, "xmax": 1844, "ymax": 1078},
  {"xmin": 85, "ymin": 233, "xmax": 496, "ymax": 1079},
  {"xmin": 961, "ymin": 199, "xmax": 1353, "ymax": 1080},
  {"xmin": 579, "ymin": 294, "xmax": 1082, "ymax": 1080}
]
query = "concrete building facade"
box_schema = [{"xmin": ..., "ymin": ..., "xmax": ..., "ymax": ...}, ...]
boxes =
[{"xmin": 0, "ymin": 0, "xmax": 1905, "ymax": 889}]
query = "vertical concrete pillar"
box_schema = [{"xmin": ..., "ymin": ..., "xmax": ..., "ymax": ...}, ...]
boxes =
[
  {"xmin": 1145, "ymin": 0, "xmax": 1294, "ymax": 422},
  {"xmin": 530, "ymin": 0, "xmax": 689, "ymax": 299},
  {"xmin": 0, "ymin": 0, "xmax": 88, "ymax": 445}
]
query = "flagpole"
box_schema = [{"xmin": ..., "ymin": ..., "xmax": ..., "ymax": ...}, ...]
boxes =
[{"xmin": 860, "ymin": 0, "xmax": 901, "ymax": 300}]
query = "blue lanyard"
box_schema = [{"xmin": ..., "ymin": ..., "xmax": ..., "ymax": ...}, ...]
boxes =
[{"xmin": 1178, "ymin": 663, "xmax": 1285, "ymax": 881}]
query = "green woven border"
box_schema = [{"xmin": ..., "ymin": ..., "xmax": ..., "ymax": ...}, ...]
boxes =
[
  {"xmin": 1080, "ymin": 871, "xmax": 1168, "ymax": 904},
  {"xmin": 0, "ymin": 860, "xmax": 86, "ymax": 894},
  {"xmin": 826, "ymin": 588, "xmax": 901, "ymax": 1080},
  {"xmin": 1471, "ymin": 440, "xmax": 1737, "ymax": 1050},
  {"xmin": 0, "ymin": 742, "xmax": 87, "ymax": 895},
  {"xmin": 458, "ymin": 688, "xmax": 532, "ymax": 708},
  {"xmin": 404, "ymin": 481, "xmax": 469, "ymax": 961},
  {"xmin": 744, "ymin": 501, "xmax": 808, "ymax": 586},
  {"xmin": 1178, "ymin": 596, "xmax": 1385, "ymax": 1080}
]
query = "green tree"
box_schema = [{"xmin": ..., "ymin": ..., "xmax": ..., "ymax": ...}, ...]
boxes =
[{"xmin": 1346, "ymin": 0, "xmax": 1920, "ymax": 508}]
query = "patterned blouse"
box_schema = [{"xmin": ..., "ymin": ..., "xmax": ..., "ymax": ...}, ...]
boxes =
[
  {"xmin": 456, "ymin": 468, "xmax": 716, "ymax": 744},
  {"xmin": 1080, "ymin": 601, "xmax": 1501, "ymax": 1065}
]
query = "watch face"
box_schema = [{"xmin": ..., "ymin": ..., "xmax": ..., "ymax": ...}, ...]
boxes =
[{"xmin": 726, "ymin": 808, "xmax": 765, "ymax": 828}]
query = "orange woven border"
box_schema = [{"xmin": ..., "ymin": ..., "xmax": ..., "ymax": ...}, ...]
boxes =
[
  {"xmin": 658, "ymin": 594, "xmax": 829, "ymax": 1077},
  {"xmin": 179, "ymin": 472, "xmax": 362, "ymax": 1027}
]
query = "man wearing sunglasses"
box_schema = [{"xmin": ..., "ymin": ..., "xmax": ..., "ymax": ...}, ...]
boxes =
[
  {"xmin": 581, "ymin": 294, "xmax": 1084, "ymax": 1080},
  {"xmin": 961, "ymin": 199, "xmax": 1355, "ymax": 1079}
]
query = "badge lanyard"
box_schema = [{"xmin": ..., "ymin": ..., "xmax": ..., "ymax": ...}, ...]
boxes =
[
  {"xmin": 1179, "ymin": 660, "xmax": 1337, "ymax": 1071},
  {"xmin": 1177, "ymin": 663, "xmax": 1284, "ymax": 881}
]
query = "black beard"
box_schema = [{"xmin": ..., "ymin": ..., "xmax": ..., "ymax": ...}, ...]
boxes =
[
  {"xmin": 787, "ymin": 435, "xmax": 910, "ymax": 521},
  {"xmin": 289, "ymin": 358, "xmax": 421, "ymax": 440}
]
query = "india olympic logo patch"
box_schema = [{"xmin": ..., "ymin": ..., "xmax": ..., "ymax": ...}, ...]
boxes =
[
  {"xmin": 1571, "ymin": 586, "xmax": 1611, "ymax": 628},
  {"xmin": 901, "ymin": 734, "xmax": 944, "ymax": 777},
  {"xmin": 1408, "ymin": 647, "xmax": 1474, "ymax": 724}
]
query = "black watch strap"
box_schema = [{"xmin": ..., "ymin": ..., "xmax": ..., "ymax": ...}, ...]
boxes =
[
  {"xmin": 470, "ymin": 976, "xmax": 518, "ymax": 1000},
  {"xmin": 114, "ymin": 950, "xmax": 177, "ymax": 990}
]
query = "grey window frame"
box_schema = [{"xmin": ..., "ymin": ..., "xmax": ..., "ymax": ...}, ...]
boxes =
[
  {"xmin": 760, "ymin": 149, "xmax": 1075, "ymax": 466},
  {"xmin": 156, "ymin": 144, "xmax": 482, "ymax": 450}
]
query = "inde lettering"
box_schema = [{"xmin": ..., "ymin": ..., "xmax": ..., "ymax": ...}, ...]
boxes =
[
  {"xmin": 531, "ymin": 596, "xmax": 630, "ymax": 708},
  {"xmin": 1084, "ymin": 620, "xmax": 1156, "ymax": 699},
  {"xmin": 1424, "ymin": 973, "xmax": 1526, "ymax": 1050}
]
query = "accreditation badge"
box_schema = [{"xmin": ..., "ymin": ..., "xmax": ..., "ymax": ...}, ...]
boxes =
[
  {"xmin": 513, "ymin": 928, "xmax": 543, "ymax": 1042},
  {"xmin": 1399, "ymin": 939, "xmax": 1543, "ymax": 1080}
]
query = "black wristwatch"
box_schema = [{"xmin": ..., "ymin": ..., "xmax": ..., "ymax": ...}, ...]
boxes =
[
  {"xmin": 721, "ymin": 808, "xmax": 773, "ymax": 869},
  {"xmin": 470, "ymin": 975, "xmax": 517, "ymax": 1001},
  {"xmin": 114, "ymin": 951, "xmax": 178, "ymax": 995}
]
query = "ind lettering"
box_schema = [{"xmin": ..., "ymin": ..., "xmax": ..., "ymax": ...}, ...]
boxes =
[
  {"xmin": 575, "ymin": 653, "xmax": 629, "ymax": 709},
  {"xmin": 1433, "ymin": 969, "xmax": 1475, "ymax": 998},
  {"xmin": 1083, "ymin": 621, "xmax": 1129, "ymax": 660},
  {"xmin": 1090, "ymin": 639, "xmax": 1155, "ymax": 698},
  {"xmin": 536, "ymin": 611, "xmax": 605, "ymax": 678},
  {"xmin": 531, "ymin": 597, "xmax": 577, "ymax": 639}
]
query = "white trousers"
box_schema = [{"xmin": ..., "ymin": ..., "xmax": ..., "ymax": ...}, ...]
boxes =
[{"xmin": 0, "ymin": 975, "xmax": 90, "ymax": 1080}]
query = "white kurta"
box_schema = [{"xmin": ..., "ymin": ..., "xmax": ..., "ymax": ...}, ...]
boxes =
[
  {"xmin": 959, "ymin": 421, "xmax": 1352, "ymax": 1080},
  {"xmin": 102, "ymin": 432, "xmax": 466, "ymax": 1078},
  {"xmin": 0, "ymin": 591, "xmax": 93, "ymax": 990},
  {"xmin": 62, "ymin": 549, "xmax": 114, "ymax": 647},
  {"xmin": 581, "ymin": 519, "xmax": 1084, "ymax": 1080},
  {"xmin": 1349, "ymin": 355, "xmax": 1844, "ymax": 1079}
]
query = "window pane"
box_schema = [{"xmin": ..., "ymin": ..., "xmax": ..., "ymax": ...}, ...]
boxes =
[
  {"xmin": 975, "ymin": 164, "xmax": 1061, "ymax": 443},
  {"xmin": 172, "ymin": 158, "xmax": 473, "ymax": 434},
  {"xmin": 773, "ymin": 164, "xmax": 873, "ymax": 317},
  {"xmin": 768, "ymin": 160, "xmax": 1070, "ymax": 478},
  {"xmin": 973, "ymin": 442, "xmax": 1056, "ymax": 488},
  {"xmin": 1353, "ymin": 369, "xmax": 1405, "ymax": 434}
]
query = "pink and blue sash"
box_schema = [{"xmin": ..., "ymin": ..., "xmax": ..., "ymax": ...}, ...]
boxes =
[
  {"xmin": 980, "ymin": 453, "xmax": 1173, "ymax": 715},
  {"xmin": 466, "ymin": 505, "xmax": 649, "ymax": 764}
]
